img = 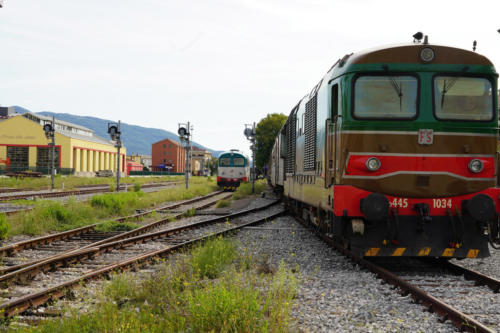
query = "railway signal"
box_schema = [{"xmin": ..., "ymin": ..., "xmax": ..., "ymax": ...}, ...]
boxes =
[
  {"xmin": 43, "ymin": 116, "xmax": 56, "ymax": 190},
  {"xmin": 244, "ymin": 122, "xmax": 257, "ymax": 193},
  {"xmin": 107, "ymin": 121, "xmax": 122, "ymax": 192},
  {"xmin": 178, "ymin": 122, "xmax": 191, "ymax": 189}
]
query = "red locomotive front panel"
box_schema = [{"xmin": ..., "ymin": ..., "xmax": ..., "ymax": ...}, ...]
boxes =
[{"xmin": 333, "ymin": 185, "xmax": 499, "ymax": 258}]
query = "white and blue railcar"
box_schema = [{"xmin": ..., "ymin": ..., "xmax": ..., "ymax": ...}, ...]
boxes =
[{"xmin": 217, "ymin": 149, "xmax": 250, "ymax": 190}]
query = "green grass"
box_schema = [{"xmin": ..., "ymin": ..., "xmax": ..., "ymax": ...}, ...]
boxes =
[
  {"xmin": 6, "ymin": 177, "xmax": 217, "ymax": 237},
  {"xmin": 0, "ymin": 213, "xmax": 9, "ymax": 240},
  {"xmin": 233, "ymin": 180, "xmax": 266, "ymax": 200},
  {"xmin": 27, "ymin": 237, "xmax": 299, "ymax": 333},
  {"xmin": 0, "ymin": 175, "xmax": 183, "ymax": 190},
  {"xmin": 215, "ymin": 199, "xmax": 231, "ymax": 208}
]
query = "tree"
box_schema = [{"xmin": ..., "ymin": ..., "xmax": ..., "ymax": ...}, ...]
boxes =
[
  {"xmin": 206, "ymin": 157, "xmax": 218, "ymax": 176},
  {"xmin": 255, "ymin": 113, "xmax": 287, "ymax": 170}
]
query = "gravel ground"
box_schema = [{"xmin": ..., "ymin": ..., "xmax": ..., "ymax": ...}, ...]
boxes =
[
  {"xmin": 235, "ymin": 215, "xmax": 460, "ymax": 332},
  {"xmin": 450, "ymin": 244, "xmax": 500, "ymax": 280}
]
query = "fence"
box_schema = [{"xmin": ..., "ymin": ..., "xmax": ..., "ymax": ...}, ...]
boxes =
[{"xmin": 0, "ymin": 166, "xmax": 74, "ymax": 176}]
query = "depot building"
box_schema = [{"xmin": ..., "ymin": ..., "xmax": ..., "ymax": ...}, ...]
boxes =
[{"xmin": 0, "ymin": 111, "xmax": 126, "ymax": 176}]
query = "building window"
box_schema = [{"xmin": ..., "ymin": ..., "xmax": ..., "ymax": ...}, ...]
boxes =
[
  {"xmin": 36, "ymin": 147, "xmax": 60, "ymax": 171},
  {"xmin": 163, "ymin": 144, "xmax": 166, "ymax": 148},
  {"xmin": 163, "ymin": 151, "xmax": 166, "ymax": 155},
  {"xmin": 7, "ymin": 146, "xmax": 29, "ymax": 169},
  {"xmin": 169, "ymin": 144, "xmax": 172, "ymax": 148},
  {"xmin": 168, "ymin": 151, "xmax": 172, "ymax": 156},
  {"xmin": 163, "ymin": 159, "xmax": 166, "ymax": 162}
]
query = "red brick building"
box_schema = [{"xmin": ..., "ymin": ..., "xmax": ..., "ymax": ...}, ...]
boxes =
[{"xmin": 152, "ymin": 138, "xmax": 186, "ymax": 173}]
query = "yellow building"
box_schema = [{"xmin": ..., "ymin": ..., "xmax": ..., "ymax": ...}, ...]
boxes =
[{"xmin": 0, "ymin": 113, "xmax": 126, "ymax": 176}]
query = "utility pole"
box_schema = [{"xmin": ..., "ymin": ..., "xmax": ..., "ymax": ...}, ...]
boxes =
[
  {"xmin": 244, "ymin": 122, "xmax": 257, "ymax": 194},
  {"xmin": 178, "ymin": 122, "xmax": 191, "ymax": 189},
  {"xmin": 107, "ymin": 121, "xmax": 122, "ymax": 192},
  {"xmin": 43, "ymin": 117, "xmax": 56, "ymax": 190}
]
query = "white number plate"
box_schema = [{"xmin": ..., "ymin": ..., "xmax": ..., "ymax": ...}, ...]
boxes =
[
  {"xmin": 432, "ymin": 198, "xmax": 452, "ymax": 209},
  {"xmin": 418, "ymin": 129, "xmax": 434, "ymax": 145},
  {"xmin": 389, "ymin": 198, "xmax": 408, "ymax": 208}
]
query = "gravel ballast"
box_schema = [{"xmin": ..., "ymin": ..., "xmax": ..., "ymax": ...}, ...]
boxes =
[{"xmin": 234, "ymin": 208, "xmax": 459, "ymax": 332}]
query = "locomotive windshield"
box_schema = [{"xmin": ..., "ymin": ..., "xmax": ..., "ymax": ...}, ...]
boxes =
[
  {"xmin": 433, "ymin": 76, "xmax": 493, "ymax": 121},
  {"xmin": 219, "ymin": 157, "xmax": 231, "ymax": 166},
  {"xmin": 233, "ymin": 157, "xmax": 245, "ymax": 166},
  {"xmin": 353, "ymin": 75, "xmax": 418, "ymax": 119}
]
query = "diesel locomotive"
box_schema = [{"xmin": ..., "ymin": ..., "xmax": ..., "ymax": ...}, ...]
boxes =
[
  {"xmin": 217, "ymin": 149, "xmax": 250, "ymax": 190},
  {"xmin": 270, "ymin": 38, "xmax": 500, "ymax": 258}
]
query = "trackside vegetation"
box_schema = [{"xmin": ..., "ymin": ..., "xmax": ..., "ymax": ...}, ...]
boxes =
[
  {"xmin": 5, "ymin": 177, "xmax": 217, "ymax": 237},
  {"xmin": 232, "ymin": 180, "xmax": 266, "ymax": 200},
  {"xmin": 0, "ymin": 175, "xmax": 183, "ymax": 190},
  {"xmin": 27, "ymin": 237, "xmax": 300, "ymax": 333}
]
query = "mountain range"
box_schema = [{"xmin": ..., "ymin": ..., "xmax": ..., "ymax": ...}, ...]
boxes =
[{"xmin": 12, "ymin": 106, "xmax": 223, "ymax": 157}]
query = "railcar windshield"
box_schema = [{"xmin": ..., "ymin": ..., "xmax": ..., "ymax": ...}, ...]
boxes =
[
  {"xmin": 353, "ymin": 75, "xmax": 418, "ymax": 119},
  {"xmin": 433, "ymin": 76, "xmax": 493, "ymax": 121},
  {"xmin": 219, "ymin": 157, "xmax": 231, "ymax": 166},
  {"xmin": 233, "ymin": 157, "xmax": 246, "ymax": 166}
]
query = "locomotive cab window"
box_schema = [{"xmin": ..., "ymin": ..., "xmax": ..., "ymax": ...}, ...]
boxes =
[
  {"xmin": 233, "ymin": 157, "xmax": 245, "ymax": 166},
  {"xmin": 433, "ymin": 76, "xmax": 493, "ymax": 121},
  {"xmin": 353, "ymin": 75, "xmax": 418, "ymax": 119},
  {"xmin": 219, "ymin": 157, "xmax": 231, "ymax": 166}
]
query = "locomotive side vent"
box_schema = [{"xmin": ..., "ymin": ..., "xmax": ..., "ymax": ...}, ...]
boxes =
[
  {"xmin": 285, "ymin": 108, "xmax": 297, "ymax": 173},
  {"xmin": 304, "ymin": 94, "xmax": 317, "ymax": 171}
]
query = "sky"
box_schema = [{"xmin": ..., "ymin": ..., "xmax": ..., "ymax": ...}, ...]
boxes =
[{"xmin": 1, "ymin": 0, "xmax": 499, "ymax": 157}]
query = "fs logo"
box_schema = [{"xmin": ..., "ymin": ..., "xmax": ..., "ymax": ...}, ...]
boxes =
[{"xmin": 418, "ymin": 129, "xmax": 434, "ymax": 145}]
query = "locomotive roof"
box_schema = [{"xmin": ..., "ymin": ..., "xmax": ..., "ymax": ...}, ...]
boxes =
[
  {"xmin": 325, "ymin": 43, "xmax": 496, "ymax": 83},
  {"xmin": 218, "ymin": 150, "xmax": 248, "ymax": 159},
  {"xmin": 347, "ymin": 43, "xmax": 493, "ymax": 66}
]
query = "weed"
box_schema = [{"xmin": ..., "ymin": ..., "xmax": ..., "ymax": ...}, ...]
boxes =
[
  {"xmin": 183, "ymin": 208, "xmax": 196, "ymax": 218},
  {"xmin": 215, "ymin": 199, "xmax": 231, "ymax": 208},
  {"xmin": 190, "ymin": 236, "xmax": 236, "ymax": 279},
  {"xmin": 133, "ymin": 183, "xmax": 141, "ymax": 192},
  {"xmin": 232, "ymin": 180, "xmax": 266, "ymax": 200},
  {"xmin": 0, "ymin": 214, "xmax": 9, "ymax": 240},
  {"xmin": 31, "ymin": 237, "xmax": 299, "ymax": 333}
]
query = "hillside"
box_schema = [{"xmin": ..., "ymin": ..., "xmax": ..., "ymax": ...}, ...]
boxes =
[{"xmin": 12, "ymin": 106, "xmax": 223, "ymax": 157}]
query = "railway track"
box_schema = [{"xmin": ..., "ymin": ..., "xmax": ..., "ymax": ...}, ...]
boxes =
[
  {"xmin": 0, "ymin": 181, "xmax": 179, "ymax": 202},
  {"xmin": 0, "ymin": 200, "xmax": 284, "ymax": 321},
  {"xmin": 0, "ymin": 190, "xmax": 229, "ymax": 275},
  {"xmin": 294, "ymin": 216, "xmax": 500, "ymax": 333}
]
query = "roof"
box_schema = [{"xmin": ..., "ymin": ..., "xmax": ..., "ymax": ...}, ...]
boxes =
[
  {"xmin": 22, "ymin": 113, "xmax": 115, "ymax": 146},
  {"xmin": 152, "ymin": 138, "xmax": 182, "ymax": 146},
  {"xmin": 24, "ymin": 112, "xmax": 92, "ymax": 132}
]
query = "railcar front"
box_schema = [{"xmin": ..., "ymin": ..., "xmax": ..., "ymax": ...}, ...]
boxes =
[
  {"xmin": 217, "ymin": 150, "xmax": 249, "ymax": 190},
  {"xmin": 283, "ymin": 42, "xmax": 500, "ymax": 259}
]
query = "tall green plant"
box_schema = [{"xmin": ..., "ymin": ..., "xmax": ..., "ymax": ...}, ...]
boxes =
[{"xmin": 0, "ymin": 213, "xmax": 9, "ymax": 240}]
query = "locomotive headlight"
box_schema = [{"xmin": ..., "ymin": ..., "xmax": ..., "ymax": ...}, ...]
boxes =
[
  {"xmin": 468, "ymin": 159, "xmax": 484, "ymax": 173},
  {"xmin": 420, "ymin": 47, "xmax": 435, "ymax": 63},
  {"xmin": 365, "ymin": 157, "xmax": 381, "ymax": 171}
]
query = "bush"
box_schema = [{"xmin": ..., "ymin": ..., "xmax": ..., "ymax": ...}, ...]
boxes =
[
  {"xmin": 0, "ymin": 213, "xmax": 9, "ymax": 240},
  {"xmin": 133, "ymin": 183, "xmax": 141, "ymax": 192}
]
